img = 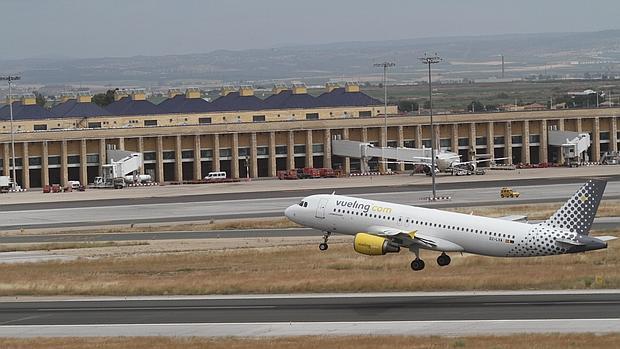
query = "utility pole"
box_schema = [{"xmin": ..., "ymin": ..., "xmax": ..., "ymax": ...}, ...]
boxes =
[
  {"xmin": 1, "ymin": 75, "xmax": 21, "ymax": 191},
  {"xmin": 373, "ymin": 61, "xmax": 395, "ymax": 172},
  {"xmin": 418, "ymin": 53, "xmax": 441, "ymax": 200}
]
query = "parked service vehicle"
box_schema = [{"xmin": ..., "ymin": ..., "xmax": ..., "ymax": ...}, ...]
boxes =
[
  {"xmin": 204, "ymin": 171, "xmax": 227, "ymax": 182},
  {"xmin": 0, "ymin": 176, "xmax": 12, "ymax": 193},
  {"xmin": 319, "ymin": 168, "xmax": 336, "ymax": 178},
  {"xmin": 500, "ymin": 187, "xmax": 520, "ymax": 198},
  {"xmin": 277, "ymin": 169, "xmax": 299, "ymax": 180}
]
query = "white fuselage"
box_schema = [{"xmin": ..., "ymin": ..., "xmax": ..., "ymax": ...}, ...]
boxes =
[{"xmin": 285, "ymin": 194, "xmax": 576, "ymax": 257}]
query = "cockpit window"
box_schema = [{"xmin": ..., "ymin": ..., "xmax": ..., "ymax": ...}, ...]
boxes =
[{"xmin": 298, "ymin": 201, "xmax": 309, "ymax": 207}]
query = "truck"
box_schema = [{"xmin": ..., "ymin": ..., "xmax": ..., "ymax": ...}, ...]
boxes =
[
  {"xmin": 93, "ymin": 149, "xmax": 149, "ymax": 189},
  {"xmin": 318, "ymin": 168, "xmax": 336, "ymax": 178},
  {"xmin": 277, "ymin": 169, "xmax": 299, "ymax": 180},
  {"xmin": 0, "ymin": 176, "xmax": 12, "ymax": 193},
  {"xmin": 299, "ymin": 167, "xmax": 321, "ymax": 179}
]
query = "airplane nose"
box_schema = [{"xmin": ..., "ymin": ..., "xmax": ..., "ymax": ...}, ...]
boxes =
[{"xmin": 284, "ymin": 205, "xmax": 296, "ymax": 219}]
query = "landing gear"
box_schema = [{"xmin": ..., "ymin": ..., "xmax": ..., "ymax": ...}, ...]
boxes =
[
  {"xmin": 319, "ymin": 232, "xmax": 331, "ymax": 251},
  {"xmin": 410, "ymin": 258, "xmax": 425, "ymax": 271},
  {"xmin": 409, "ymin": 246, "xmax": 425, "ymax": 271},
  {"xmin": 437, "ymin": 253, "xmax": 451, "ymax": 267}
]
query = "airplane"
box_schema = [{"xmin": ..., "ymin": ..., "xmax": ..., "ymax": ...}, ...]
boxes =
[
  {"xmin": 383, "ymin": 153, "xmax": 507, "ymax": 176},
  {"xmin": 284, "ymin": 179, "xmax": 615, "ymax": 271}
]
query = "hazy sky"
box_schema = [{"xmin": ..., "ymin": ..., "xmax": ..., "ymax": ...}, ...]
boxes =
[{"xmin": 2, "ymin": 0, "xmax": 619, "ymax": 59}]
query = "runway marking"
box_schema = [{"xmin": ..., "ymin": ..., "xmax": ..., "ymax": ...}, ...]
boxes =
[
  {"xmin": 0, "ymin": 315, "xmax": 46, "ymax": 325},
  {"xmin": 37, "ymin": 306, "xmax": 277, "ymax": 312}
]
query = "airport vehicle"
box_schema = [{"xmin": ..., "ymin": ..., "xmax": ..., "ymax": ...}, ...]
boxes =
[
  {"xmin": 500, "ymin": 187, "xmax": 520, "ymax": 198},
  {"xmin": 285, "ymin": 179, "xmax": 614, "ymax": 271},
  {"xmin": 300, "ymin": 167, "xmax": 321, "ymax": 179},
  {"xmin": 319, "ymin": 168, "xmax": 336, "ymax": 178},
  {"xmin": 67, "ymin": 180, "xmax": 86, "ymax": 191},
  {"xmin": 277, "ymin": 169, "xmax": 299, "ymax": 180},
  {"xmin": 204, "ymin": 171, "xmax": 227, "ymax": 182},
  {"xmin": 0, "ymin": 176, "xmax": 12, "ymax": 193}
]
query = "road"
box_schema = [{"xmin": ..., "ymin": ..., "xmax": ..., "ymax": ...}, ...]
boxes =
[
  {"xmin": 1, "ymin": 217, "xmax": 618, "ymax": 244},
  {"xmin": 0, "ymin": 292, "xmax": 619, "ymax": 337},
  {"xmin": 2, "ymin": 178, "xmax": 620, "ymax": 231}
]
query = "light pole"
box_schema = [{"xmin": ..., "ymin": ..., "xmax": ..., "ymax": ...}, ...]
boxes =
[
  {"xmin": 373, "ymin": 61, "xmax": 395, "ymax": 172},
  {"xmin": 1, "ymin": 75, "xmax": 21, "ymax": 191},
  {"xmin": 418, "ymin": 53, "xmax": 441, "ymax": 200}
]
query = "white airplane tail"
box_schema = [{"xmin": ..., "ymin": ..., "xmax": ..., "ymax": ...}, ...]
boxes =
[{"xmin": 540, "ymin": 179, "xmax": 607, "ymax": 236}]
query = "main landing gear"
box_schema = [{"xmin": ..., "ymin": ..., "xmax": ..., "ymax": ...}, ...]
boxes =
[
  {"xmin": 437, "ymin": 252, "xmax": 451, "ymax": 267},
  {"xmin": 409, "ymin": 249, "xmax": 451, "ymax": 271},
  {"xmin": 319, "ymin": 231, "xmax": 331, "ymax": 251}
]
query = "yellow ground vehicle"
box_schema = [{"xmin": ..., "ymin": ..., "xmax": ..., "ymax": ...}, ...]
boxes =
[{"xmin": 500, "ymin": 187, "xmax": 520, "ymax": 198}]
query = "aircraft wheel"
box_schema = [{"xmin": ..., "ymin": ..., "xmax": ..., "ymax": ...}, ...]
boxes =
[
  {"xmin": 319, "ymin": 243, "xmax": 329, "ymax": 251},
  {"xmin": 437, "ymin": 253, "xmax": 451, "ymax": 266},
  {"xmin": 410, "ymin": 258, "xmax": 425, "ymax": 271}
]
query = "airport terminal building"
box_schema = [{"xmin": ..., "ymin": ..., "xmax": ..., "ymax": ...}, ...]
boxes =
[{"xmin": 0, "ymin": 83, "xmax": 618, "ymax": 189}]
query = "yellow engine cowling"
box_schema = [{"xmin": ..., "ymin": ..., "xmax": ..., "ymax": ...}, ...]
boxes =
[{"xmin": 353, "ymin": 233, "xmax": 401, "ymax": 256}]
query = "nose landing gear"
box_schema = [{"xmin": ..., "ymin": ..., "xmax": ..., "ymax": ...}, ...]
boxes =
[
  {"xmin": 437, "ymin": 253, "xmax": 451, "ymax": 266},
  {"xmin": 319, "ymin": 231, "xmax": 331, "ymax": 251}
]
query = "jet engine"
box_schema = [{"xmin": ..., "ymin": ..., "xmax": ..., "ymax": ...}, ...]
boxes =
[{"xmin": 353, "ymin": 233, "xmax": 401, "ymax": 256}]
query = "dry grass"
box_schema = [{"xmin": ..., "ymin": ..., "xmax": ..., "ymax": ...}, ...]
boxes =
[
  {"xmin": 2, "ymin": 334, "xmax": 620, "ymax": 349},
  {"xmin": 447, "ymin": 199, "xmax": 620, "ymax": 220},
  {"xmin": 2, "ymin": 218, "xmax": 300, "ymax": 236},
  {"xmin": 0, "ymin": 230, "xmax": 618, "ymax": 296},
  {"xmin": 0, "ymin": 241, "xmax": 148, "ymax": 253}
]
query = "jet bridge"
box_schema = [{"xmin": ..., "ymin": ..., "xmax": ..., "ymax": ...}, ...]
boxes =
[
  {"xmin": 332, "ymin": 140, "xmax": 434, "ymax": 173},
  {"xmin": 548, "ymin": 131, "xmax": 591, "ymax": 165}
]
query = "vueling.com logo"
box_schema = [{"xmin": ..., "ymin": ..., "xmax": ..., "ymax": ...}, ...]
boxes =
[{"xmin": 335, "ymin": 200, "xmax": 393, "ymax": 214}]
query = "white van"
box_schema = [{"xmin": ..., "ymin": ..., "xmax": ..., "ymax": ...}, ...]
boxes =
[{"xmin": 204, "ymin": 171, "xmax": 227, "ymax": 182}]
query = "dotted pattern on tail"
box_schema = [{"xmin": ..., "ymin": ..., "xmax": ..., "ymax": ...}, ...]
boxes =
[
  {"xmin": 540, "ymin": 179, "xmax": 606, "ymax": 236},
  {"xmin": 507, "ymin": 225, "xmax": 572, "ymax": 257}
]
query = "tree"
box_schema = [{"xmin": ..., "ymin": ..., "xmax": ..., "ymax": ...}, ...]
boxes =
[
  {"xmin": 93, "ymin": 88, "xmax": 118, "ymax": 106},
  {"xmin": 467, "ymin": 100, "xmax": 484, "ymax": 112},
  {"xmin": 397, "ymin": 100, "xmax": 419, "ymax": 113},
  {"xmin": 34, "ymin": 92, "xmax": 46, "ymax": 107}
]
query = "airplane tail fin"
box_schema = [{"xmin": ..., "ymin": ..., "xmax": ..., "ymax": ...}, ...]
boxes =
[{"xmin": 541, "ymin": 179, "xmax": 606, "ymax": 236}]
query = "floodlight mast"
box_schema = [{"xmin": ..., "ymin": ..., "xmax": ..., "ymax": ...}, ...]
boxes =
[
  {"xmin": 373, "ymin": 61, "xmax": 395, "ymax": 172},
  {"xmin": 0, "ymin": 75, "xmax": 21, "ymax": 191},
  {"xmin": 418, "ymin": 53, "xmax": 441, "ymax": 200}
]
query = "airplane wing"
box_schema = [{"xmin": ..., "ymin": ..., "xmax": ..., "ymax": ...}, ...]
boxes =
[
  {"xmin": 497, "ymin": 215, "xmax": 528, "ymax": 222},
  {"xmin": 368, "ymin": 226, "xmax": 464, "ymax": 252}
]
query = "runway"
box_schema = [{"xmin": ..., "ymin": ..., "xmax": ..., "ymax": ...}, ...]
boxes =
[
  {"xmin": 2, "ymin": 179, "xmax": 620, "ymax": 231},
  {"xmin": 1, "ymin": 216, "xmax": 618, "ymax": 244},
  {"xmin": 0, "ymin": 292, "xmax": 619, "ymax": 337}
]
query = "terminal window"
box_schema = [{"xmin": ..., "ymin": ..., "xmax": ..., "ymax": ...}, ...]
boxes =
[
  {"xmin": 305, "ymin": 113, "xmax": 319, "ymax": 120},
  {"xmin": 199, "ymin": 117, "xmax": 212, "ymax": 124},
  {"xmin": 48, "ymin": 156, "xmax": 61, "ymax": 165},
  {"xmin": 88, "ymin": 122, "xmax": 102, "ymax": 128},
  {"xmin": 29, "ymin": 157, "xmax": 41, "ymax": 166},
  {"xmin": 252, "ymin": 115, "xmax": 266, "ymax": 122},
  {"xmin": 200, "ymin": 149, "xmax": 213, "ymax": 159},
  {"xmin": 359, "ymin": 110, "xmax": 372, "ymax": 117},
  {"xmin": 34, "ymin": 124, "xmax": 48, "ymax": 131},
  {"xmin": 144, "ymin": 120, "xmax": 158, "ymax": 127}
]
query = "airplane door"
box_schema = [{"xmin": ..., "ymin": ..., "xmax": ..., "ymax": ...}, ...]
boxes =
[{"xmin": 315, "ymin": 198, "xmax": 328, "ymax": 219}]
